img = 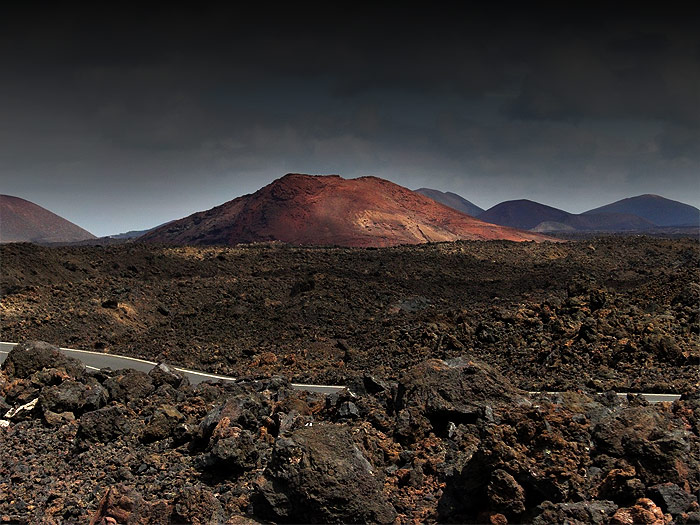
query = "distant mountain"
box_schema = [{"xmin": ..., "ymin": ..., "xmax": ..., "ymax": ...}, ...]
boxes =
[
  {"xmin": 108, "ymin": 221, "xmax": 174, "ymax": 240},
  {"xmin": 478, "ymin": 199, "xmax": 655, "ymax": 232},
  {"xmin": 478, "ymin": 200, "xmax": 570, "ymax": 230},
  {"xmin": 108, "ymin": 229, "xmax": 152, "ymax": 240},
  {"xmin": 0, "ymin": 195, "xmax": 96, "ymax": 244},
  {"xmin": 583, "ymin": 194, "xmax": 700, "ymax": 227},
  {"xmin": 414, "ymin": 188, "xmax": 484, "ymax": 217},
  {"xmin": 141, "ymin": 174, "xmax": 554, "ymax": 247}
]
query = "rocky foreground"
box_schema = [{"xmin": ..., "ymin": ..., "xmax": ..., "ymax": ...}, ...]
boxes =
[{"xmin": 1, "ymin": 341, "xmax": 699, "ymax": 524}]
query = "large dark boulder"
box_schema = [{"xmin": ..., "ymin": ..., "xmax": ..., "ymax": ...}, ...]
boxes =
[
  {"xmin": 40, "ymin": 379, "xmax": 108, "ymax": 416},
  {"xmin": 595, "ymin": 467, "xmax": 645, "ymax": 505},
  {"xmin": 141, "ymin": 405, "xmax": 185, "ymax": 443},
  {"xmin": 1, "ymin": 341, "xmax": 84, "ymax": 379},
  {"xmin": 592, "ymin": 405, "xmax": 698, "ymax": 491},
  {"xmin": 148, "ymin": 363, "xmax": 189, "ymax": 389},
  {"xmin": 254, "ymin": 423, "xmax": 396, "ymax": 523},
  {"xmin": 202, "ymin": 427, "xmax": 259, "ymax": 472},
  {"xmin": 104, "ymin": 370, "xmax": 155, "ymax": 403},
  {"xmin": 195, "ymin": 392, "xmax": 271, "ymax": 446},
  {"xmin": 74, "ymin": 405, "xmax": 142, "ymax": 450},
  {"xmin": 647, "ymin": 483, "xmax": 698, "ymax": 516},
  {"xmin": 394, "ymin": 357, "xmax": 526, "ymax": 441},
  {"xmin": 488, "ymin": 469, "xmax": 526, "ymax": 516}
]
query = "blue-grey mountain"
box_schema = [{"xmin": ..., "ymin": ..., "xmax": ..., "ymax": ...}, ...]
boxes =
[
  {"xmin": 583, "ymin": 195, "xmax": 700, "ymax": 227},
  {"xmin": 414, "ymin": 188, "xmax": 484, "ymax": 217},
  {"xmin": 477, "ymin": 199, "xmax": 655, "ymax": 232}
]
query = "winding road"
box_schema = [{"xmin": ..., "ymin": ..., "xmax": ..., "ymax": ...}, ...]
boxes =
[
  {"xmin": 0, "ymin": 342, "xmax": 343, "ymax": 394},
  {"xmin": 0, "ymin": 342, "xmax": 682, "ymax": 402}
]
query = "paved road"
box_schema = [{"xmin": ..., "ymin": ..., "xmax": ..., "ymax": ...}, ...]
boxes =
[
  {"xmin": 0, "ymin": 342, "xmax": 682, "ymax": 402},
  {"xmin": 0, "ymin": 342, "xmax": 343, "ymax": 393}
]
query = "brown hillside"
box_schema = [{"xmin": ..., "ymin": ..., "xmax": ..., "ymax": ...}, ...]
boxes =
[
  {"xmin": 0, "ymin": 195, "xmax": 96, "ymax": 244},
  {"xmin": 142, "ymin": 174, "xmax": 554, "ymax": 247}
]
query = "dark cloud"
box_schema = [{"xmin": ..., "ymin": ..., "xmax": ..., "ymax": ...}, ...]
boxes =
[
  {"xmin": 1, "ymin": 6, "xmax": 698, "ymax": 235},
  {"xmin": 505, "ymin": 19, "xmax": 700, "ymax": 125},
  {"xmin": 655, "ymin": 125, "xmax": 700, "ymax": 160}
]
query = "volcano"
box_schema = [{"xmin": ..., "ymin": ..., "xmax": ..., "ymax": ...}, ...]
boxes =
[
  {"xmin": 583, "ymin": 194, "xmax": 700, "ymax": 227},
  {"xmin": 141, "ymin": 174, "xmax": 554, "ymax": 247},
  {"xmin": 478, "ymin": 199, "xmax": 655, "ymax": 232},
  {"xmin": 0, "ymin": 195, "xmax": 96, "ymax": 244}
]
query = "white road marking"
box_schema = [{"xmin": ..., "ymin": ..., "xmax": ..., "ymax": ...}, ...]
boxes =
[
  {"xmin": 169, "ymin": 367, "xmax": 238, "ymax": 381},
  {"xmin": 0, "ymin": 342, "xmax": 685, "ymax": 400},
  {"xmin": 0, "ymin": 341, "xmax": 236, "ymax": 382},
  {"xmin": 38, "ymin": 345, "xmax": 160, "ymax": 365},
  {"xmin": 284, "ymin": 382, "xmax": 346, "ymax": 389}
]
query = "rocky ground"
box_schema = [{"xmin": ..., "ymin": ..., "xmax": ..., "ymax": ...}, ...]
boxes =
[
  {"xmin": 1, "ymin": 237, "xmax": 698, "ymax": 392},
  {"xmin": 1, "ymin": 341, "xmax": 699, "ymax": 524},
  {"xmin": 1, "ymin": 237, "xmax": 699, "ymax": 523}
]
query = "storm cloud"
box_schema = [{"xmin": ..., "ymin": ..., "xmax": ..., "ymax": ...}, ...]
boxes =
[{"xmin": 1, "ymin": 5, "xmax": 698, "ymax": 235}]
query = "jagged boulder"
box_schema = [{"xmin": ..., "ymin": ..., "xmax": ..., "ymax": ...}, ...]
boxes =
[
  {"xmin": 203, "ymin": 426, "xmax": 259, "ymax": 472},
  {"xmin": 148, "ymin": 363, "xmax": 189, "ymax": 389},
  {"xmin": 195, "ymin": 392, "xmax": 271, "ymax": 446},
  {"xmin": 592, "ymin": 405, "xmax": 698, "ymax": 490},
  {"xmin": 104, "ymin": 370, "xmax": 155, "ymax": 403},
  {"xmin": 75, "ymin": 405, "xmax": 142, "ymax": 450},
  {"xmin": 394, "ymin": 357, "xmax": 526, "ymax": 441},
  {"xmin": 647, "ymin": 483, "xmax": 698, "ymax": 516},
  {"xmin": 254, "ymin": 423, "xmax": 396, "ymax": 523},
  {"xmin": 488, "ymin": 469, "xmax": 526, "ymax": 516},
  {"xmin": 1, "ymin": 341, "xmax": 84, "ymax": 379},
  {"xmin": 596, "ymin": 466, "xmax": 646, "ymax": 505},
  {"xmin": 142, "ymin": 405, "xmax": 185, "ymax": 443},
  {"xmin": 40, "ymin": 379, "xmax": 108, "ymax": 416}
]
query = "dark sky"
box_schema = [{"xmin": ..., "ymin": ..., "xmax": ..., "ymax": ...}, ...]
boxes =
[{"xmin": 2, "ymin": 5, "xmax": 699, "ymax": 236}]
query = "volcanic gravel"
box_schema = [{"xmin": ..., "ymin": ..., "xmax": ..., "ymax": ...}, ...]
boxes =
[
  {"xmin": 1, "ymin": 341, "xmax": 699, "ymax": 524},
  {"xmin": 1, "ymin": 237, "xmax": 697, "ymax": 392},
  {"xmin": 1, "ymin": 238, "xmax": 699, "ymax": 524}
]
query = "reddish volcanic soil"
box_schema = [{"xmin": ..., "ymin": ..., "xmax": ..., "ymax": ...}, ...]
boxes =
[
  {"xmin": 141, "ymin": 174, "xmax": 554, "ymax": 247},
  {"xmin": 0, "ymin": 195, "xmax": 96, "ymax": 244}
]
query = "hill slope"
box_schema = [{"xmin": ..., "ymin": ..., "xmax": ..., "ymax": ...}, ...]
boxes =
[
  {"xmin": 414, "ymin": 188, "xmax": 484, "ymax": 216},
  {"xmin": 584, "ymin": 194, "xmax": 700, "ymax": 227},
  {"xmin": 141, "ymin": 174, "xmax": 553, "ymax": 247},
  {"xmin": 0, "ymin": 195, "xmax": 96, "ymax": 244},
  {"xmin": 478, "ymin": 199, "xmax": 655, "ymax": 232}
]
